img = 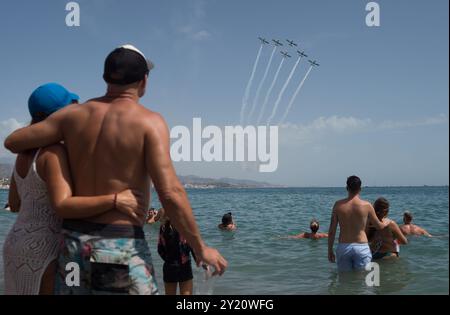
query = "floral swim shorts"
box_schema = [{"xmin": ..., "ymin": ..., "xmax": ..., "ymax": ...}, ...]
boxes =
[{"xmin": 55, "ymin": 220, "xmax": 158, "ymax": 295}]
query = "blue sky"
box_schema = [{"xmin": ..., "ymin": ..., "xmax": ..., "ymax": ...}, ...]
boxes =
[{"xmin": 0, "ymin": 0, "xmax": 448, "ymax": 186}]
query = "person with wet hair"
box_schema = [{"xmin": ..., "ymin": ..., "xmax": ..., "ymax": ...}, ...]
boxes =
[
  {"xmin": 284, "ymin": 219, "xmax": 328, "ymax": 239},
  {"xmin": 400, "ymin": 211, "xmax": 432, "ymax": 237},
  {"xmin": 218, "ymin": 212, "xmax": 237, "ymax": 231}
]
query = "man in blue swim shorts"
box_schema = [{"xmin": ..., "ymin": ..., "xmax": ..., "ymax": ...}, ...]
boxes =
[{"xmin": 327, "ymin": 176, "xmax": 390, "ymax": 272}]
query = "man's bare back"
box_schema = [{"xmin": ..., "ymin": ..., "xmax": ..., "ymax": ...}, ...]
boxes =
[
  {"xmin": 60, "ymin": 96, "xmax": 156, "ymax": 225},
  {"xmin": 333, "ymin": 197, "xmax": 374, "ymax": 244},
  {"xmin": 400, "ymin": 224, "xmax": 431, "ymax": 237}
]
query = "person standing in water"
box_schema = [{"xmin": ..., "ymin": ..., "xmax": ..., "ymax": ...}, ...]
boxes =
[
  {"xmin": 367, "ymin": 198, "xmax": 408, "ymax": 260},
  {"xmin": 328, "ymin": 176, "xmax": 390, "ymax": 272},
  {"xmin": 3, "ymin": 83, "xmax": 145, "ymax": 295},
  {"xmin": 146, "ymin": 207, "xmax": 164, "ymax": 224},
  {"xmin": 158, "ymin": 209, "xmax": 195, "ymax": 295},
  {"xmin": 400, "ymin": 211, "xmax": 432, "ymax": 237}
]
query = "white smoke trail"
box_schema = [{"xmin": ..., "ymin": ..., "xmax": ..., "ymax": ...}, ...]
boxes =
[
  {"xmin": 247, "ymin": 46, "xmax": 277, "ymax": 124},
  {"xmin": 256, "ymin": 58, "xmax": 285, "ymax": 125},
  {"xmin": 278, "ymin": 66, "xmax": 313, "ymax": 124},
  {"xmin": 240, "ymin": 45, "xmax": 263, "ymax": 125},
  {"xmin": 266, "ymin": 56, "xmax": 302, "ymax": 125}
]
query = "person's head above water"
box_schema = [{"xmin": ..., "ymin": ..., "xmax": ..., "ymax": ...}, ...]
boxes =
[
  {"xmin": 346, "ymin": 175, "xmax": 362, "ymax": 195},
  {"xmin": 310, "ymin": 219, "xmax": 320, "ymax": 233},
  {"xmin": 373, "ymin": 197, "xmax": 390, "ymax": 220},
  {"xmin": 403, "ymin": 211, "xmax": 413, "ymax": 224},
  {"xmin": 221, "ymin": 212, "xmax": 233, "ymax": 226},
  {"xmin": 103, "ymin": 44, "xmax": 154, "ymax": 98},
  {"xmin": 28, "ymin": 83, "xmax": 79, "ymax": 123}
]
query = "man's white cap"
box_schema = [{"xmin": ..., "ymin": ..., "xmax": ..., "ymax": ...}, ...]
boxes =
[
  {"xmin": 120, "ymin": 44, "xmax": 147, "ymax": 59},
  {"xmin": 119, "ymin": 44, "xmax": 154, "ymax": 70}
]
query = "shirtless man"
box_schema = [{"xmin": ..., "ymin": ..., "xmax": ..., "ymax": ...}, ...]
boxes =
[
  {"xmin": 328, "ymin": 176, "xmax": 390, "ymax": 272},
  {"xmin": 4, "ymin": 45, "xmax": 227, "ymax": 294},
  {"xmin": 400, "ymin": 211, "xmax": 432, "ymax": 237},
  {"xmin": 286, "ymin": 219, "xmax": 328, "ymax": 239}
]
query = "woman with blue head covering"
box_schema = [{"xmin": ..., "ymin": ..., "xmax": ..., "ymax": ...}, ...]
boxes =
[{"xmin": 3, "ymin": 83, "xmax": 145, "ymax": 295}]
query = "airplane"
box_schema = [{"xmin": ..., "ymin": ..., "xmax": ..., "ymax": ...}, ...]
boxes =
[
  {"xmin": 308, "ymin": 60, "xmax": 320, "ymax": 67},
  {"xmin": 281, "ymin": 51, "xmax": 291, "ymax": 58},
  {"xmin": 297, "ymin": 50, "xmax": 308, "ymax": 58},
  {"xmin": 286, "ymin": 39, "xmax": 297, "ymax": 47},
  {"xmin": 272, "ymin": 39, "xmax": 283, "ymax": 46},
  {"xmin": 258, "ymin": 37, "xmax": 269, "ymax": 45}
]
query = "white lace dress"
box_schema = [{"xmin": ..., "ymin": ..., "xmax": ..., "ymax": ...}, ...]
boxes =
[{"xmin": 2, "ymin": 149, "xmax": 63, "ymax": 294}]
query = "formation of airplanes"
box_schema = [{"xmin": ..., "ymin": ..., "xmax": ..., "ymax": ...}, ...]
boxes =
[{"xmin": 258, "ymin": 37, "xmax": 320, "ymax": 66}]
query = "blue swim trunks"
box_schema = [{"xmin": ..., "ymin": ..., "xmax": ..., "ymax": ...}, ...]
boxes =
[
  {"xmin": 55, "ymin": 220, "xmax": 158, "ymax": 295},
  {"xmin": 336, "ymin": 243, "xmax": 372, "ymax": 272}
]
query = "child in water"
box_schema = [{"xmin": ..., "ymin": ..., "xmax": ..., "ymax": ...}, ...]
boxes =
[
  {"xmin": 157, "ymin": 208, "xmax": 195, "ymax": 295},
  {"xmin": 218, "ymin": 212, "xmax": 237, "ymax": 231}
]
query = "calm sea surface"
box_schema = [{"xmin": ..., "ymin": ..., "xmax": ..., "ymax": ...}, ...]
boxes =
[{"xmin": 0, "ymin": 187, "xmax": 448, "ymax": 295}]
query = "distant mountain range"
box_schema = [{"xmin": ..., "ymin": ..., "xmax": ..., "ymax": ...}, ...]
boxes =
[
  {"xmin": 178, "ymin": 175, "xmax": 282, "ymax": 188},
  {"xmin": 0, "ymin": 164, "xmax": 13, "ymax": 179},
  {"xmin": 0, "ymin": 163, "xmax": 280, "ymax": 188}
]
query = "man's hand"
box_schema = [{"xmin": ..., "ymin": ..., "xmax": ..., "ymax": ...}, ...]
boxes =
[
  {"xmin": 115, "ymin": 189, "xmax": 147, "ymax": 225},
  {"xmin": 328, "ymin": 250, "xmax": 336, "ymax": 263},
  {"xmin": 196, "ymin": 246, "xmax": 228, "ymax": 276}
]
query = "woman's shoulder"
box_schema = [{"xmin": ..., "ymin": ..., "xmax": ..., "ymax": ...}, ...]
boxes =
[
  {"xmin": 35, "ymin": 143, "xmax": 68, "ymax": 175},
  {"xmin": 387, "ymin": 218, "xmax": 400, "ymax": 228}
]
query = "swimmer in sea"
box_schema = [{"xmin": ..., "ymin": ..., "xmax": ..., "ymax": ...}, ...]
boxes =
[
  {"xmin": 146, "ymin": 207, "xmax": 164, "ymax": 224},
  {"xmin": 400, "ymin": 211, "xmax": 432, "ymax": 237},
  {"xmin": 218, "ymin": 212, "xmax": 237, "ymax": 231},
  {"xmin": 285, "ymin": 219, "xmax": 328, "ymax": 239}
]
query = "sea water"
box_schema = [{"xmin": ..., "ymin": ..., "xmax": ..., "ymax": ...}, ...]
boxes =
[{"xmin": 0, "ymin": 186, "xmax": 448, "ymax": 295}]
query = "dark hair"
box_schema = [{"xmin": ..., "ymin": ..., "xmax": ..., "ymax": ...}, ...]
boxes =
[
  {"xmin": 310, "ymin": 219, "xmax": 319, "ymax": 233},
  {"xmin": 373, "ymin": 197, "xmax": 390, "ymax": 217},
  {"xmin": 346, "ymin": 175, "xmax": 362, "ymax": 194},
  {"xmin": 103, "ymin": 48, "xmax": 151, "ymax": 85},
  {"xmin": 222, "ymin": 212, "xmax": 233, "ymax": 225},
  {"xmin": 403, "ymin": 211, "xmax": 413, "ymax": 222}
]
